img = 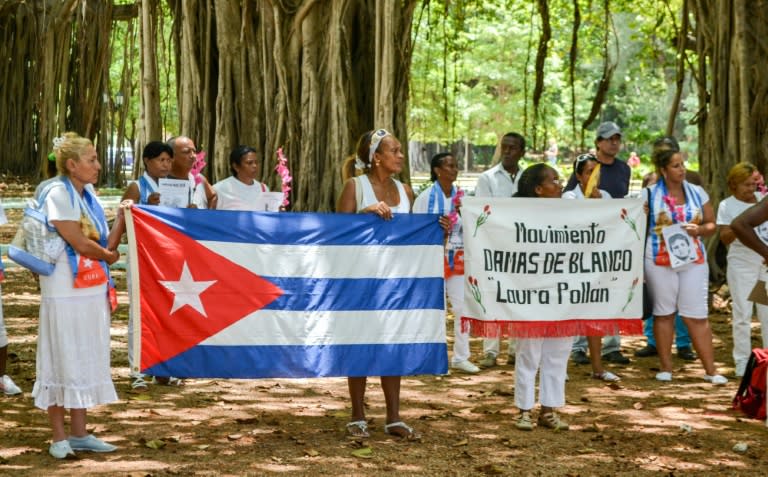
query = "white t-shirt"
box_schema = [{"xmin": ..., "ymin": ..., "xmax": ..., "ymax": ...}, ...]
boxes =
[
  {"xmin": 214, "ymin": 176, "xmax": 270, "ymax": 211},
  {"xmin": 474, "ymin": 163, "xmax": 521, "ymax": 198},
  {"xmin": 717, "ymin": 193, "xmax": 767, "ymax": 261},
  {"xmin": 562, "ymin": 188, "xmax": 611, "ymax": 200},
  {"xmin": 413, "ymin": 183, "xmax": 462, "ymax": 249}
]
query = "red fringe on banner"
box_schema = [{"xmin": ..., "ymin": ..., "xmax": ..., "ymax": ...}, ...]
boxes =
[{"xmin": 461, "ymin": 317, "xmax": 643, "ymax": 339}]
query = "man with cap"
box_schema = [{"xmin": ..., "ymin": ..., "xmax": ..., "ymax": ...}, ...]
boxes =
[
  {"xmin": 566, "ymin": 121, "xmax": 632, "ymax": 366},
  {"xmin": 565, "ymin": 121, "xmax": 631, "ymax": 198}
]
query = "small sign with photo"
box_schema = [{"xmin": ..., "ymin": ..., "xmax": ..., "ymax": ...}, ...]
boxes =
[{"xmin": 661, "ymin": 223, "xmax": 698, "ymax": 269}]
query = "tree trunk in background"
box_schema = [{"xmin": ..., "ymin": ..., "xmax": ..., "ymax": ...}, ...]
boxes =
[
  {"xmin": 168, "ymin": 0, "xmax": 416, "ymax": 211},
  {"xmin": 689, "ymin": 0, "xmax": 768, "ymax": 281},
  {"xmin": 138, "ymin": 0, "xmax": 163, "ymax": 159}
]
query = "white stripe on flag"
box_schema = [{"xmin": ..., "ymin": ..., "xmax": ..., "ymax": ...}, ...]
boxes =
[
  {"xmin": 200, "ymin": 309, "xmax": 446, "ymax": 346},
  {"xmin": 199, "ymin": 242, "xmax": 444, "ymax": 278}
]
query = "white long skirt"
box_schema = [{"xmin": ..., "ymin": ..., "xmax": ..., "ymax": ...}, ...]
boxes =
[{"xmin": 32, "ymin": 253, "xmax": 117, "ymax": 410}]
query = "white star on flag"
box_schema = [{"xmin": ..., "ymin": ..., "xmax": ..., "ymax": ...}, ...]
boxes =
[
  {"xmin": 159, "ymin": 262, "xmax": 217, "ymax": 317},
  {"xmin": 83, "ymin": 258, "xmax": 93, "ymax": 268}
]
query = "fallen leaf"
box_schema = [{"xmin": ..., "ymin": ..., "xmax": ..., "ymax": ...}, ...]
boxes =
[
  {"xmin": 351, "ymin": 447, "xmax": 373, "ymax": 459},
  {"xmin": 163, "ymin": 435, "xmax": 181, "ymax": 443},
  {"xmin": 633, "ymin": 402, "xmax": 644, "ymax": 410},
  {"xmin": 227, "ymin": 434, "xmax": 243, "ymax": 441},
  {"xmin": 128, "ymin": 394, "xmax": 152, "ymax": 401},
  {"xmin": 196, "ymin": 444, "xmax": 210, "ymax": 450},
  {"xmin": 304, "ymin": 449, "xmax": 320, "ymax": 457},
  {"xmin": 270, "ymin": 456, "xmax": 283, "ymax": 463},
  {"xmin": 145, "ymin": 439, "xmax": 166, "ymax": 449},
  {"xmin": 235, "ymin": 417, "xmax": 261, "ymax": 425},
  {"xmin": 582, "ymin": 423, "xmax": 601, "ymax": 433},
  {"xmin": 452, "ymin": 438, "xmax": 469, "ymax": 447},
  {"xmin": 475, "ymin": 463, "xmax": 504, "ymax": 475},
  {"xmin": 577, "ymin": 447, "xmax": 596, "ymax": 454}
]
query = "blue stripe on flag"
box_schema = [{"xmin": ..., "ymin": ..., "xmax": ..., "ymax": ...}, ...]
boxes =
[
  {"xmin": 136, "ymin": 206, "xmax": 443, "ymax": 246},
  {"xmin": 143, "ymin": 343, "xmax": 449, "ymax": 378},
  {"xmin": 263, "ymin": 277, "xmax": 445, "ymax": 311}
]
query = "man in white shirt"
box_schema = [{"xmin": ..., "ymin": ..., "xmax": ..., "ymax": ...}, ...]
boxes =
[{"xmin": 474, "ymin": 132, "xmax": 525, "ymax": 367}]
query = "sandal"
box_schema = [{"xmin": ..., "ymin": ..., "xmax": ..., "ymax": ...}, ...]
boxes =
[
  {"xmin": 592, "ymin": 371, "xmax": 620, "ymax": 382},
  {"xmin": 346, "ymin": 420, "xmax": 369, "ymax": 438},
  {"xmin": 384, "ymin": 421, "xmax": 421, "ymax": 440},
  {"xmin": 131, "ymin": 376, "xmax": 149, "ymax": 391},
  {"xmin": 537, "ymin": 412, "xmax": 569, "ymax": 431}
]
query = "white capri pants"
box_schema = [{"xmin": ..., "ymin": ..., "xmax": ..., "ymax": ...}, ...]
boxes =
[
  {"xmin": 644, "ymin": 258, "xmax": 709, "ymax": 319},
  {"xmin": 514, "ymin": 337, "xmax": 572, "ymax": 410},
  {"xmin": 446, "ymin": 275, "xmax": 471, "ymax": 363}
]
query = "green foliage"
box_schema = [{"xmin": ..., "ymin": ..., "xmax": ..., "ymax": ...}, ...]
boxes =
[{"xmin": 409, "ymin": 0, "xmax": 693, "ymax": 160}]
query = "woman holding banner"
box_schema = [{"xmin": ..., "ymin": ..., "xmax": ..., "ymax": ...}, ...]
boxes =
[
  {"xmin": 413, "ymin": 153, "xmax": 479, "ymax": 374},
  {"xmin": 33, "ymin": 132, "xmax": 123, "ymax": 458},
  {"xmin": 337, "ymin": 129, "xmax": 420, "ymax": 440},
  {"xmin": 512, "ymin": 163, "xmax": 572, "ymax": 432},
  {"xmin": 643, "ymin": 143, "xmax": 726, "ymax": 384},
  {"xmin": 563, "ymin": 153, "xmax": 620, "ymax": 382}
]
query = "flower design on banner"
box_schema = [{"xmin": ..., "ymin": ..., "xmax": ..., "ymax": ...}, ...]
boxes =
[
  {"xmin": 620, "ymin": 208, "xmax": 641, "ymax": 240},
  {"xmin": 473, "ymin": 204, "xmax": 491, "ymax": 237},
  {"xmin": 191, "ymin": 151, "xmax": 207, "ymax": 185},
  {"xmin": 622, "ymin": 277, "xmax": 640, "ymax": 312},
  {"xmin": 275, "ymin": 147, "xmax": 292, "ymax": 207},
  {"xmin": 467, "ymin": 275, "xmax": 486, "ymax": 314},
  {"xmin": 448, "ymin": 187, "xmax": 464, "ymax": 226}
]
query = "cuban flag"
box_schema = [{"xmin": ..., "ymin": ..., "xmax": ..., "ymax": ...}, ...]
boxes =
[{"xmin": 125, "ymin": 205, "xmax": 448, "ymax": 378}]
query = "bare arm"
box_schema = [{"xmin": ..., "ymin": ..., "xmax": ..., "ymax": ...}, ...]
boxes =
[
  {"xmin": 51, "ymin": 220, "xmax": 120, "ymax": 265},
  {"xmin": 718, "ymin": 225, "xmax": 736, "ymax": 245},
  {"xmin": 203, "ymin": 177, "xmax": 218, "ymax": 209},
  {"xmin": 732, "ymin": 197, "xmax": 768, "ymax": 261},
  {"xmin": 682, "ymin": 201, "xmax": 716, "ymax": 238}
]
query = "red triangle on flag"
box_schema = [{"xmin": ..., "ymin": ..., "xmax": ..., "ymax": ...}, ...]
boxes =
[{"xmin": 131, "ymin": 208, "xmax": 284, "ymax": 370}]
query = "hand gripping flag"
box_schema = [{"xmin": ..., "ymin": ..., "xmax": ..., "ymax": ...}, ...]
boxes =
[{"xmin": 125, "ymin": 205, "xmax": 448, "ymax": 378}]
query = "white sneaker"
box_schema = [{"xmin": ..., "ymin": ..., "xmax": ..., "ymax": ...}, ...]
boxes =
[
  {"xmin": 703, "ymin": 374, "xmax": 728, "ymax": 385},
  {"xmin": 655, "ymin": 371, "xmax": 672, "ymax": 382},
  {"xmin": 451, "ymin": 360, "xmax": 480, "ymax": 374},
  {"xmin": 593, "ymin": 371, "xmax": 621, "ymax": 382},
  {"xmin": 1, "ymin": 375, "xmax": 22, "ymax": 395},
  {"xmin": 49, "ymin": 440, "xmax": 75, "ymax": 459}
]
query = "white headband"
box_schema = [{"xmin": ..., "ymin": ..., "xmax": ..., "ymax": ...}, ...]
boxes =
[{"xmin": 368, "ymin": 129, "xmax": 391, "ymax": 165}]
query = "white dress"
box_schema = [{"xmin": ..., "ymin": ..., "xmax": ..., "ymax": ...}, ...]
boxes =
[
  {"xmin": 213, "ymin": 176, "xmax": 270, "ymax": 211},
  {"xmin": 32, "ymin": 182, "xmax": 117, "ymax": 410}
]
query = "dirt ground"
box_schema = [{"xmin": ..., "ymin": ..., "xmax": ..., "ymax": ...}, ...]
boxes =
[
  {"xmin": 0, "ymin": 267, "xmax": 766, "ymax": 477},
  {"xmin": 0, "ymin": 186, "xmax": 766, "ymax": 476}
]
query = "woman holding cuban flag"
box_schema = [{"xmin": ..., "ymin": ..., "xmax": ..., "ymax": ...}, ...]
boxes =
[
  {"xmin": 33, "ymin": 132, "xmax": 124, "ymax": 458},
  {"xmin": 413, "ymin": 153, "xmax": 479, "ymax": 375},
  {"xmin": 337, "ymin": 128, "xmax": 420, "ymax": 440}
]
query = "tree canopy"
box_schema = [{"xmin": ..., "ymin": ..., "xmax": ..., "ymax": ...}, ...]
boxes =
[{"xmin": 0, "ymin": 0, "xmax": 767, "ymax": 212}]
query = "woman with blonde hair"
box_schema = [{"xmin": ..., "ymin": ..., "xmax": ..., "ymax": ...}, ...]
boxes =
[
  {"xmin": 33, "ymin": 132, "xmax": 124, "ymax": 458},
  {"xmin": 717, "ymin": 162, "xmax": 768, "ymax": 376}
]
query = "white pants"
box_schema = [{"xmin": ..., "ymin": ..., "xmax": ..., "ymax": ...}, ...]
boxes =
[
  {"xmin": 483, "ymin": 338, "xmax": 516, "ymax": 357},
  {"xmin": 645, "ymin": 258, "xmax": 709, "ymax": 318},
  {"xmin": 514, "ymin": 337, "xmax": 572, "ymax": 410},
  {"xmin": 727, "ymin": 255, "xmax": 768, "ymax": 370},
  {"xmin": 446, "ymin": 275, "xmax": 471, "ymax": 363}
]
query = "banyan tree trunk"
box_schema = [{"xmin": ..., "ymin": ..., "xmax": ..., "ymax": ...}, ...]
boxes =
[
  {"xmin": 689, "ymin": 0, "xmax": 768, "ymax": 282},
  {"xmin": 165, "ymin": 0, "xmax": 416, "ymax": 211}
]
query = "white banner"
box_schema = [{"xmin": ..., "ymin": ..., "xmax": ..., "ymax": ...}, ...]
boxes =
[{"xmin": 461, "ymin": 197, "xmax": 645, "ymax": 338}]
